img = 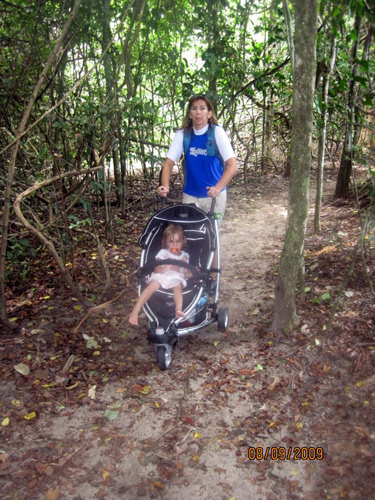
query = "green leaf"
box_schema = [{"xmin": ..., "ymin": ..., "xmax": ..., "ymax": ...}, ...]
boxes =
[
  {"xmin": 105, "ymin": 402, "xmax": 121, "ymax": 420},
  {"xmin": 104, "ymin": 409, "xmax": 120, "ymax": 421}
]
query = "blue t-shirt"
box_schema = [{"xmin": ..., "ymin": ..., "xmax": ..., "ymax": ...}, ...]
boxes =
[{"xmin": 183, "ymin": 131, "xmax": 224, "ymax": 198}]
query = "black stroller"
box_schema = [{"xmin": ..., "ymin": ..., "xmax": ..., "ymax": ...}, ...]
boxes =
[{"xmin": 136, "ymin": 201, "xmax": 229, "ymax": 370}]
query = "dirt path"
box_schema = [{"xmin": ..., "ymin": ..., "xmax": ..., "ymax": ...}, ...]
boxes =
[
  {"xmin": 2, "ymin": 177, "xmax": 364, "ymax": 500},
  {"xmin": 220, "ymin": 177, "xmax": 288, "ymax": 323}
]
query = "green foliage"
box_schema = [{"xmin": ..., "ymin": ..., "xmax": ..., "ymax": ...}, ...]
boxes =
[
  {"xmin": 6, "ymin": 237, "xmax": 36, "ymax": 283},
  {"xmin": 1, "ymin": 0, "xmax": 374, "ymax": 231}
]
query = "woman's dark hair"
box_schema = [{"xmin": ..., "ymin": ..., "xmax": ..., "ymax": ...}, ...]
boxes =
[{"xmin": 181, "ymin": 95, "xmax": 219, "ymax": 130}]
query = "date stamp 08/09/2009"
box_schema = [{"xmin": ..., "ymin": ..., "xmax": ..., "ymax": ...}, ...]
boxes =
[{"xmin": 248, "ymin": 446, "xmax": 324, "ymax": 461}]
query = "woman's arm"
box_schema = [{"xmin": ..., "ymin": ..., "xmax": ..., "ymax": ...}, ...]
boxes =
[
  {"xmin": 157, "ymin": 130, "xmax": 184, "ymax": 196},
  {"xmin": 157, "ymin": 158, "xmax": 175, "ymax": 196},
  {"xmin": 207, "ymin": 157, "xmax": 238, "ymax": 197}
]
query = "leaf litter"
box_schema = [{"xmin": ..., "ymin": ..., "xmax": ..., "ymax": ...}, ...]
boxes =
[{"xmin": 1, "ymin": 176, "xmax": 375, "ymax": 499}]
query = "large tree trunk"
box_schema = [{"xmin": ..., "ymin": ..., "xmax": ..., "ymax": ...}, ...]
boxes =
[{"xmin": 272, "ymin": 0, "xmax": 318, "ymax": 334}]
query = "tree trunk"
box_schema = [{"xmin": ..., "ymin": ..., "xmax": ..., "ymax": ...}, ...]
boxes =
[
  {"xmin": 314, "ymin": 35, "xmax": 337, "ymax": 232},
  {"xmin": 334, "ymin": 11, "xmax": 361, "ymax": 199},
  {"xmin": 265, "ymin": 94, "xmax": 274, "ymax": 169},
  {"xmin": 272, "ymin": 0, "xmax": 318, "ymax": 335},
  {"xmin": 282, "ymin": 0, "xmax": 295, "ymax": 71}
]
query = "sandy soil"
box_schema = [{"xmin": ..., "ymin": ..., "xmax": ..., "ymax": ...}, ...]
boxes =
[{"xmin": 1, "ymin": 175, "xmax": 372, "ymax": 500}]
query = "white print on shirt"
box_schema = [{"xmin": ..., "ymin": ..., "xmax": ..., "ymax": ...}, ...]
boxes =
[{"xmin": 189, "ymin": 147, "xmax": 207, "ymax": 157}]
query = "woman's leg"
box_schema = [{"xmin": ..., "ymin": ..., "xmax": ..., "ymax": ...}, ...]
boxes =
[
  {"xmin": 129, "ymin": 280, "xmax": 160, "ymax": 326},
  {"xmin": 173, "ymin": 284, "xmax": 185, "ymax": 318}
]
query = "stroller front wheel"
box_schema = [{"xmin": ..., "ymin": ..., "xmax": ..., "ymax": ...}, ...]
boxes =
[
  {"xmin": 217, "ymin": 307, "xmax": 229, "ymax": 331},
  {"xmin": 157, "ymin": 345, "xmax": 172, "ymax": 370}
]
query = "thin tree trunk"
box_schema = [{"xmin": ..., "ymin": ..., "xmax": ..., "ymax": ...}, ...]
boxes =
[
  {"xmin": 13, "ymin": 167, "xmax": 103, "ymax": 307},
  {"xmin": 272, "ymin": 0, "xmax": 318, "ymax": 335},
  {"xmin": 282, "ymin": 0, "xmax": 295, "ymax": 71},
  {"xmin": 314, "ymin": 35, "xmax": 337, "ymax": 232},
  {"xmin": 335, "ymin": 11, "xmax": 361, "ymax": 199}
]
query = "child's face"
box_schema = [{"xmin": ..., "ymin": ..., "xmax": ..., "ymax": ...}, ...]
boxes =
[{"xmin": 166, "ymin": 232, "xmax": 183, "ymax": 254}]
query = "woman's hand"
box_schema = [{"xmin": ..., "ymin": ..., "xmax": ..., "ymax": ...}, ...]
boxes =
[
  {"xmin": 157, "ymin": 185, "xmax": 169, "ymax": 197},
  {"xmin": 206, "ymin": 186, "xmax": 220, "ymax": 198}
]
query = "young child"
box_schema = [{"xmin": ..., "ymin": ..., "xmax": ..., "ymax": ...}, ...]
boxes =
[{"xmin": 129, "ymin": 224, "xmax": 190, "ymax": 326}]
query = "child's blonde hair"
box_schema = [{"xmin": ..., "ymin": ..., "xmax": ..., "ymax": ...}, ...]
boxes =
[{"xmin": 162, "ymin": 224, "xmax": 187, "ymax": 249}]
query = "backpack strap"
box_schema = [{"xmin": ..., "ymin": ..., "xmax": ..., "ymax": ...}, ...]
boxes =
[
  {"xmin": 183, "ymin": 129, "xmax": 192, "ymax": 156},
  {"xmin": 207, "ymin": 124, "xmax": 224, "ymax": 167}
]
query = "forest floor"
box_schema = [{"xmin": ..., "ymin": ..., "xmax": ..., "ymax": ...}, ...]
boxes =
[{"xmin": 1, "ymin": 172, "xmax": 375, "ymax": 500}]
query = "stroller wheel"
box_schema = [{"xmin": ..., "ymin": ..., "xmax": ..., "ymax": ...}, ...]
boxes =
[
  {"xmin": 217, "ymin": 307, "xmax": 229, "ymax": 331},
  {"xmin": 157, "ymin": 345, "xmax": 172, "ymax": 370}
]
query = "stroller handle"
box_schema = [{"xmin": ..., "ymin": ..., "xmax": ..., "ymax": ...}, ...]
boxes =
[
  {"xmin": 159, "ymin": 194, "xmax": 216, "ymax": 217},
  {"xmin": 207, "ymin": 197, "xmax": 216, "ymax": 217}
]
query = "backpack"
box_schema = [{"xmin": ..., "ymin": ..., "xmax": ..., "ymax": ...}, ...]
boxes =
[{"xmin": 182, "ymin": 124, "xmax": 224, "ymax": 167}]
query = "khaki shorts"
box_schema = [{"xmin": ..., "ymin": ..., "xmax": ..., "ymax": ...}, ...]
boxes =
[{"xmin": 182, "ymin": 191, "xmax": 227, "ymax": 226}]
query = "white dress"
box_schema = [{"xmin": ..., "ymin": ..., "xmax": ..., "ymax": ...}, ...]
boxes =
[{"xmin": 148, "ymin": 248, "xmax": 189, "ymax": 289}]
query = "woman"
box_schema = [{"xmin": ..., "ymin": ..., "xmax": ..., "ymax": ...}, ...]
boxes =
[{"xmin": 157, "ymin": 95, "xmax": 237, "ymax": 225}]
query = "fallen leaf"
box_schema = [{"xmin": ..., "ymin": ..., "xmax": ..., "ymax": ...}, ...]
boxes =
[
  {"xmin": 83, "ymin": 334, "xmax": 98, "ymax": 349},
  {"xmin": 2, "ymin": 417, "xmax": 10, "ymax": 427},
  {"xmin": 14, "ymin": 363, "xmax": 30, "ymax": 376},
  {"xmin": 23, "ymin": 412, "xmax": 37, "ymax": 420},
  {"xmin": 45, "ymin": 486, "xmax": 59, "ymax": 500},
  {"xmin": 134, "ymin": 385, "xmax": 151, "ymax": 395},
  {"xmin": 104, "ymin": 409, "xmax": 120, "ymax": 421},
  {"xmin": 116, "ymin": 387, "xmax": 128, "ymax": 394},
  {"xmin": 153, "ymin": 480, "xmax": 164, "ymax": 490},
  {"xmin": 268, "ymin": 376, "xmax": 279, "ymax": 390},
  {"xmin": 214, "ymin": 467, "xmax": 227, "ymax": 474},
  {"xmin": 88, "ymin": 385, "xmax": 97, "ymax": 400}
]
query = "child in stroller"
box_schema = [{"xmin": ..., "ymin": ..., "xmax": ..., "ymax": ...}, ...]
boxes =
[
  {"xmin": 129, "ymin": 224, "xmax": 191, "ymax": 325},
  {"xmin": 133, "ymin": 202, "xmax": 228, "ymax": 370}
]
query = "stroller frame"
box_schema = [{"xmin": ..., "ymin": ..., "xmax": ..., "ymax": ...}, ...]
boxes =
[{"xmin": 136, "ymin": 200, "xmax": 229, "ymax": 369}]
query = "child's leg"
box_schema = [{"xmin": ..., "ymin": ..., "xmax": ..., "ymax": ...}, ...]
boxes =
[
  {"xmin": 129, "ymin": 281, "xmax": 160, "ymax": 326},
  {"xmin": 173, "ymin": 284, "xmax": 185, "ymax": 318}
]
